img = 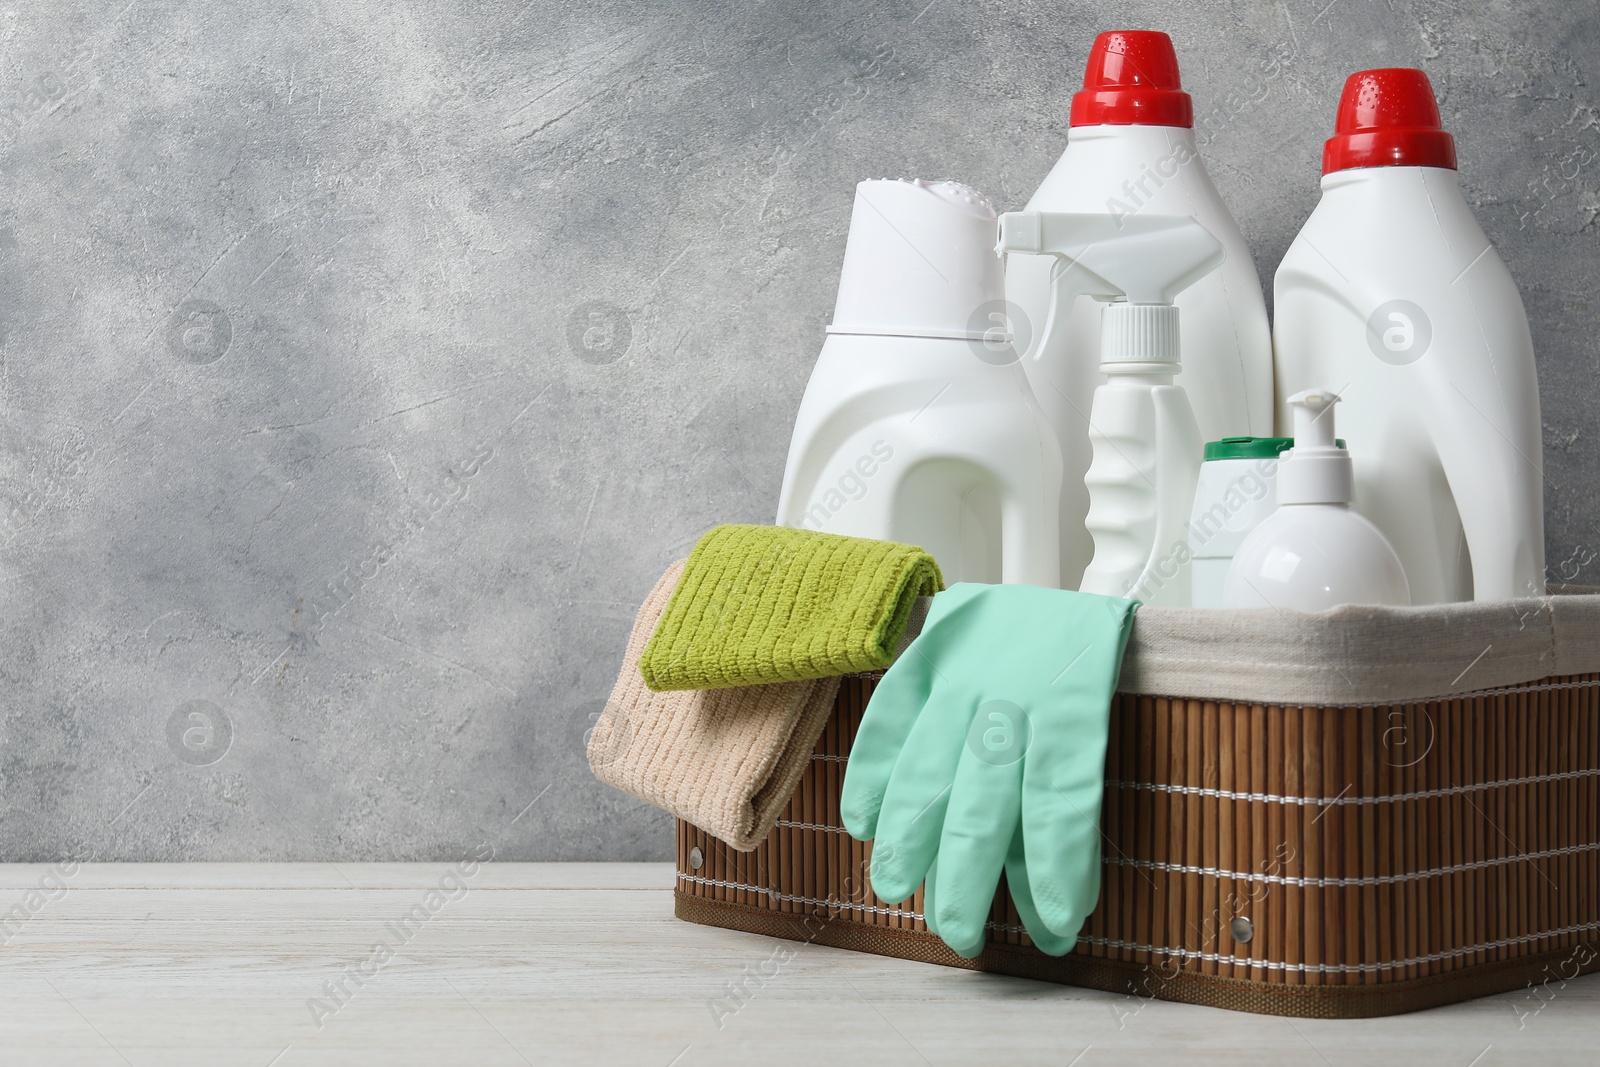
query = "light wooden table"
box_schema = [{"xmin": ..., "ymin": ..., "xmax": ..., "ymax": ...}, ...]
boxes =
[{"xmin": 0, "ymin": 863, "xmax": 1592, "ymax": 1065}]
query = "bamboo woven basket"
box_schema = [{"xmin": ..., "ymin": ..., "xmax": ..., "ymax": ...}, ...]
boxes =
[{"xmin": 673, "ymin": 595, "xmax": 1600, "ymax": 1018}]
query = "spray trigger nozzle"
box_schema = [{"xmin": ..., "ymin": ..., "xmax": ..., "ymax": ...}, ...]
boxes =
[{"xmin": 994, "ymin": 211, "xmax": 1224, "ymax": 364}]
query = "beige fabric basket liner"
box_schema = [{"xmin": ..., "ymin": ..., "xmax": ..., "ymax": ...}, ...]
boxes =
[{"xmin": 912, "ymin": 590, "xmax": 1600, "ymax": 704}]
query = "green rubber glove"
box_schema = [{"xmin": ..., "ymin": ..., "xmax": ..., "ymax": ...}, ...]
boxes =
[{"xmin": 840, "ymin": 583, "xmax": 1136, "ymax": 958}]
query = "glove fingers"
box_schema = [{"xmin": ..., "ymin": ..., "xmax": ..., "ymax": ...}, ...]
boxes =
[
  {"xmin": 867, "ymin": 687, "xmax": 976, "ymax": 905},
  {"xmin": 1021, "ymin": 734, "xmax": 1109, "ymax": 939},
  {"xmin": 841, "ymin": 584, "xmax": 988, "ymax": 841},
  {"xmin": 840, "ymin": 647, "xmax": 938, "ymax": 842},
  {"xmin": 929, "ymin": 718, "xmax": 1026, "ymax": 959},
  {"xmin": 1003, "ymin": 818, "xmax": 1076, "ymax": 957},
  {"xmin": 1021, "ymin": 594, "xmax": 1135, "ymax": 935}
]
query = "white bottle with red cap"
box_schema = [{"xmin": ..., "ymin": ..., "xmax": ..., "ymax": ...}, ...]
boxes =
[
  {"xmin": 1273, "ymin": 68, "xmax": 1544, "ymax": 603},
  {"xmin": 1005, "ymin": 30, "xmax": 1274, "ymax": 590}
]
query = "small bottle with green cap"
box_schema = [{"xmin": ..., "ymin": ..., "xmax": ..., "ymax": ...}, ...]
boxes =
[{"xmin": 1187, "ymin": 434, "xmax": 1338, "ymax": 608}]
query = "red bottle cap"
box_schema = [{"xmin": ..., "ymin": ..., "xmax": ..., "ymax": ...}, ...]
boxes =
[
  {"xmin": 1070, "ymin": 31, "xmax": 1193, "ymax": 128},
  {"xmin": 1322, "ymin": 68, "xmax": 1457, "ymax": 174}
]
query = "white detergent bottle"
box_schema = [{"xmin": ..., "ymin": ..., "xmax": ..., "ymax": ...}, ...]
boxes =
[
  {"xmin": 1005, "ymin": 29, "xmax": 1274, "ymax": 589},
  {"xmin": 1225, "ymin": 390, "xmax": 1410, "ymax": 611},
  {"xmin": 1273, "ymin": 68, "xmax": 1545, "ymax": 603},
  {"xmin": 997, "ymin": 211, "xmax": 1224, "ymax": 606},
  {"xmin": 775, "ymin": 179, "xmax": 1062, "ymax": 586}
]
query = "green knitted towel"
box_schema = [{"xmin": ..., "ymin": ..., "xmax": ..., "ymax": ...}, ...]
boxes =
[{"xmin": 638, "ymin": 524, "xmax": 944, "ymax": 691}]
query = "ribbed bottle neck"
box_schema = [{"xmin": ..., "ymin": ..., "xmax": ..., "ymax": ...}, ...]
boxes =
[{"xmin": 1100, "ymin": 303, "xmax": 1181, "ymax": 364}]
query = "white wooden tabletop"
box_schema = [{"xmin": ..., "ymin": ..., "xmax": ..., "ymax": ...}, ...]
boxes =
[{"xmin": 0, "ymin": 863, "xmax": 1592, "ymax": 1065}]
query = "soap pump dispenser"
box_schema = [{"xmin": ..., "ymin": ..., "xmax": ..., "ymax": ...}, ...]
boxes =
[{"xmin": 1223, "ymin": 390, "xmax": 1411, "ymax": 611}]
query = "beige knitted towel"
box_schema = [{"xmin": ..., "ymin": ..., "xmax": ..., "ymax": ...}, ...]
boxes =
[{"xmin": 589, "ymin": 559, "xmax": 841, "ymax": 851}]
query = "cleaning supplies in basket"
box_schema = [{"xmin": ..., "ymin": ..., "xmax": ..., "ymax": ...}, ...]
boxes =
[
  {"xmin": 1004, "ymin": 30, "xmax": 1274, "ymax": 589},
  {"xmin": 996, "ymin": 211, "xmax": 1224, "ymax": 606},
  {"xmin": 774, "ymin": 178, "xmax": 1063, "ymax": 586},
  {"xmin": 639, "ymin": 523, "xmax": 942, "ymax": 691},
  {"xmin": 1224, "ymin": 390, "xmax": 1410, "ymax": 610},
  {"xmin": 589, "ymin": 559, "xmax": 842, "ymax": 851},
  {"xmin": 840, "ymin": 583, "xmax": 1138, "ymax": 958},
  {"xmin": 1273, "ymin": 68, "xmax": 1544, "ymax": 603}
]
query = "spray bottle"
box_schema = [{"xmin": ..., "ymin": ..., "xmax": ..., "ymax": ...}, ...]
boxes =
[{"xmin": 996, "ymin": 211, "xmax": 1223, "ymax": 605}]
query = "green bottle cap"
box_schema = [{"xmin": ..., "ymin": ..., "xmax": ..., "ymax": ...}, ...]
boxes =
[{"xmin": 1203, "ymin": 436, "xmax": 1345, "ymax": 461}]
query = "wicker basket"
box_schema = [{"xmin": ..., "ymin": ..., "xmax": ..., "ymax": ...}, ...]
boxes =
[{"xmin": 675, "ymin": 670, "xmax": 1600, "ymax": 1017}]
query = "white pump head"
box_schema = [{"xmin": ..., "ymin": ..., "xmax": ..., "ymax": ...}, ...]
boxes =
[
  {"xmin": 995, "ymin": 212, "xmax": 1225, "ymax": 364},
  {"xmin": 1278, "ymin": 389, "xmax": 1354, "ymax": 505}
]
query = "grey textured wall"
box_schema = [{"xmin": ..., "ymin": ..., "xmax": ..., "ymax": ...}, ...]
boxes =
[{"xmin": 1, "ymin": 0, "xmax": 1595, "ymax": 861}]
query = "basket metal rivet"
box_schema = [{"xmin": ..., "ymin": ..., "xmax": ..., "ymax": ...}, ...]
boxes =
[
  {"xmin": 688, "ymin": 846, "xmax": 704, "ymax": 870},
  {"xmin": 1230, "ymin": 916, "xmax": 1254, "ymax": 944}
]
